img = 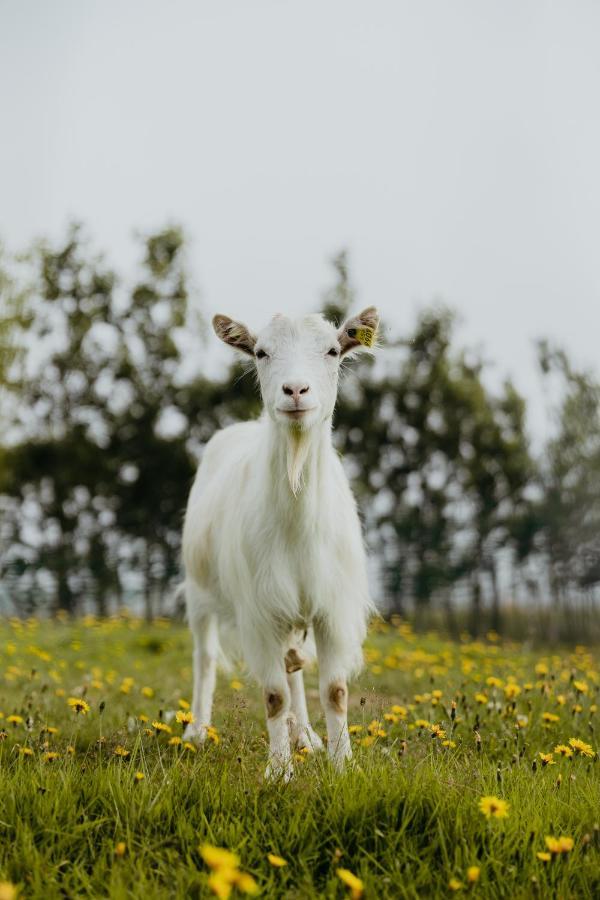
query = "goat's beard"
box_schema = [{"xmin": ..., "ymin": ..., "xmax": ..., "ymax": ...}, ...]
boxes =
[{"xmin": 285, "ymin": 424, "xmax": 312, "ymax": 496}]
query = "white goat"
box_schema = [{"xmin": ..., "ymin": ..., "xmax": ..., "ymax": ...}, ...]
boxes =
[{"xmin": 181, "ymin": 307, "xmax": 379, "ymax": 779}]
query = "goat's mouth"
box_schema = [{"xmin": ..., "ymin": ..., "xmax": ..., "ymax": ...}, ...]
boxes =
[{"xmin": 276, "ymin": 407, "xmax": 317, "ymax": 420}]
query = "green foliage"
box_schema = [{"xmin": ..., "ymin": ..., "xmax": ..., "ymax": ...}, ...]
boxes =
[{"xmin": 1, "ymin": 229, "xmax": 598, "ymax": 629}]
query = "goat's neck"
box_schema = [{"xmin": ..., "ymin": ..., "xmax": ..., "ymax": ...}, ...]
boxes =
[{"xmin": 266, "ymin": 417, "xmax": 333, "ymax": 500}]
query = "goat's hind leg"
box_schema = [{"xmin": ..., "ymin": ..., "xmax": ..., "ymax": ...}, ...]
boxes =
[
  {"xmin": 287, "ymin": 668, "xmax": 323, "ymax": 752},
  {"xmin": 185, "ymin": 588, "xmax": 219, "ymax": 743}
]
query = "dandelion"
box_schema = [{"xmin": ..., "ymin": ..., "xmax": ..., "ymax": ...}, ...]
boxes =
[
  {"xmin": 115, "ymin": 841, "xmax": 127, "ymax": 857},
  {"xmin": 478, "ymin": 796, "xmax": 509, "ymax": 819},
  {"xmin": 175, "ymin": 710, "xmax": 195, "ymax": 726},
  {"xmin": 141, "ymin": 686, "xmax": 154, "ymax": 698},
  {"xmin": 44, "ymin": 751, "xmax": 59, "ymax": 762},
  {"xmin": 200, "ymin": 845, "xmax": 240, "ymax": 871},
  {"xmin": 67, "ymin": 697, "xmax": 90, "ymax": 715},
  {"xmin": 542, "ymin": 712, "xmax": 560, "ymax": 724},
  {"xmin": 19, "ymin": 746, "xmax": 34, "ymax": 757},
  {"xmin": 466, "ymin": 866, "xmax": 480, "ymax": 883},
  {"xmin": 177, "ymin": 698, "xmax": 190, "ymax": 710},
  {"xmin": 207, "ymin": 872, "xmax": 233, "ymax": 899},
  {"xmin": 573, "ymin": 680, "xmax": 588, "ymax": 694},
  {"xmin": 134, "ymin": 771, "xmax": 145, "ymax": 782},
  {"xmin": 206, "ymin": 726, "xmax": 220, "ymax": 745},
  {"xmin": 230, "ymin": 680, "xmax": 243, "ymax": 691},
  {"xmin": 114, "ymin": 746, "xmax": 130, "ymax": 758},
  {"xmin": 349, "ymin": 725, "xmax": 363, "ymax": 734},
  {"xmin": 336, "ymin": 868, "xmax": 364, "ymax": 898},
  {"xmin": 431, "ymin": 724, "xmax": 446, "ymax": 739},
  {"xmin": 569, "ymin": 737, "xmax": 595, "ymax": 757},
  {"xmin": 6, "ymin": 715, "xmax": 23, "ymax": 726},
  {"xmin": 538, "ymin": 752, "xmax": 555, "ymax": 766},
  {"xmin": 184, "ymin": 741, "xmax": 198, "ymax": 753},
  {"xmin": 448, "ymin": 877, "xmax": 463, "ymax": 891},
  {"xmin": 233, "ymin": 872, "xmax": 259, "ymax": 895},
  {"xmin": 544, "ymin": 835, "xmax": 574, "ymax": 855},
  {"xmin": 0, "ymin": 883, "xmax": 17, "ymax": 900},
  {"xmin": 554, "ymin": 744, "xmax": 574, "ymax": 758},
  {"xmin": 169, "ymin": 736, "xmax": 183, "ymax": 747},
  {"xmin": 152, "ymin": 720, "xmax": 172, "ymax": 735},
  {"xmin": 267, "ymin": 853, "xmax": 287, "ymax": 867}
]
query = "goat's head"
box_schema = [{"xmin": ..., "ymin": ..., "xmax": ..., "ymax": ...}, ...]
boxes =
[{"xmin": 213, "ymin": 308, "xmax": 379, "ymax": 430}]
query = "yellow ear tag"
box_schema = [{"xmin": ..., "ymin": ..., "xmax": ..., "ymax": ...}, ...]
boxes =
[{"xmin": 348, "ymin": 326, "xmax": 375, "ymax": 348}]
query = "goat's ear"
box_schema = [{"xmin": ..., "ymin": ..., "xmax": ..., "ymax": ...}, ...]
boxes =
[
  {"xmin": 338, "ymin": 306, "xmax": 380, "ymax": 356},
  {"xmin": 212, "ymin": 314, "xmax": 257, "ymax": 356}
]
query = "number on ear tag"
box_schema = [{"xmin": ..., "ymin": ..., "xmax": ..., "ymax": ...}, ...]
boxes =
[{"xmin": 348, "ymin": 326, "xmax": 376, "ymax": 348}]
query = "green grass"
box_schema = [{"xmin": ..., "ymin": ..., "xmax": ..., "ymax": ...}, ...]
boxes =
[{"xmin": 0, "ymin": 616, "xmax": 599, "ymax": 899}]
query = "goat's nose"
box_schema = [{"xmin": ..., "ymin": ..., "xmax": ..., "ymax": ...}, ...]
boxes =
[{"xmin": 282, "ymin": 383, "xmax": 310, "ymax": 403}]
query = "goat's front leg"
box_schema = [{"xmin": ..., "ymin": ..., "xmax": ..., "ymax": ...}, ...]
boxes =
[
  {"xmin": 315, "ymin": 624, "xmax": 352, "ymax": 768},
  {"xmin": 263, "ymin": 666, "xmax": 293, "ymax": 782}
]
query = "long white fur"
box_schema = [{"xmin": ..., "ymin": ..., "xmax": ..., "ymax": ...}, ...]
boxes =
[{"xmin": 181, "ymin": 310, "xmax": 377, "ymax": 779}]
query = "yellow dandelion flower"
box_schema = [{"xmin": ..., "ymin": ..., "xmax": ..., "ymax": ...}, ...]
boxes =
[
  {"xmin": 475, "ymin": 693, "xmax": 488, "ymax": 704},
  {"xmin": 542, "ymin": 712, "xmax": 560, "ymax": 724},
  {"xmin": 536, "ymin": 851, "xmax": 551, "ymax": 862},
  {"xmin": 141, "ymin": 686, "xmax": 154, "ymax": 698},
  {"xmin": 134, "ymin": 771, "xmax": 145, "ymax": 782},
  {"xmin": 152, "ymin": 721, "xmax": 172, "ymax": 734},
  {"xmin": 200, "ymin": 844, "xmax": 240, "ymax": 871},
  {"xmin": 44, "ymin": 751, "xmax": 59, "ymax": 762},
  {"xmin": 569, "ymin": 737, "xmax": 595, "ymax": 757},
  {"xmin": 19, "ymin": 746, "xmax": 34, "ymax": 757},
  {"xmin": 232, "ymin": 871, "xmax": 259, "ymax": 895},
  {"xmin": 466, "ymin": 866, "xmax": 480, "ymax": 883},
  {"xmin": 448, "ymin": 877, "xmax": 463, "ymax": 891},
  {"xmin": 230, "ymin": 680, "xmax": 243, "ymax": 691},
  {"xmin": 348, "ymin": 725, "xmax": 363, "ymax": 734},
  {"xmin": 391, "ymin": 705, "xmax": 407, "ymax": 716},
  {"xmin": 169, "ymin": 736, "xmax": 183, "ymax": 746},
  {"xmin": 538, "ymin": 752, "xmax": 555, "ymax": 766},
  {"xmin": 115, "ymin": 841, "xmax": 127, "ymax": 857},
  {"xmin": 6, "ymin": 715, "xmax": 23, "ymax": 726},
  {"xmin": 207, "ymin": 871, "xmax": 233, "ymax": 899},
  {"xmin": 114, "ymin": 746, "xmax": 130, "ymax": 758},
  {"xmin": 267, "ymin": 853, "xmax": 287, "ymax": 867},
  {"xmin": 0, "ymin": 882, "xmax": 17, "ymax": 900},
  {"xmin": 184, "ymin": 742, "xmax": 198, "ymax": 753},
  {"xmin": 177, "ymin": 698, "xmax": 190, "ymax": 710},
  {"xmin": 175, "ymin": 710, "xmax": 195, "ymax": 725},
  {"xmin": 554, "ymin": 744, "xmax": 574, "ymax": 758},
  {"xmin": 66, "ymin": 745, "xmax": 75, "ymax": 755},
  {"xmin": 336, "ymin": 868, "xmax": 364, "ymax": 898},
  {"xmin": 67, "ymin": 697, "xmax": 90, "ymax": 715},
  {"xmin": 544, "ymin": 835, "xmax": 574, "ymax": 855},
  {"xmin": 478, "ymin": 796, "xmax": 509, "ymax": 819},
  {"xmin": 573, "ymin": 680, "xmax": 588, "ymax": 694}
]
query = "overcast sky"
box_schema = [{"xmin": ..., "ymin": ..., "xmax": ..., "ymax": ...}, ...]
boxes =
[{"xmin": 1, "ymin": 1, "xmax": 599, "ymax": 442}]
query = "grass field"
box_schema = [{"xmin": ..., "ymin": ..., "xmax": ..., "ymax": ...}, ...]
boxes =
[{"xmin": 0, "ymin": 615, "xmax": 599, "ymax": 899}]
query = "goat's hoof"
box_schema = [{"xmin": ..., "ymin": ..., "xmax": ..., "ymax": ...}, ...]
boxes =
[
  {"xmin": 293, "ymin": 725, "xmax": 324, "ymax": 753},
  {"xmin": 182, "ymin": 724, "xmax": 208, "ymax": 744},
  {"xmin": 329, "ymin": 747, "xmax": 352, "ymax": 772},
  {"xmin": 264, "ymin": 758, "xmax": 294, "ymax": 783}
]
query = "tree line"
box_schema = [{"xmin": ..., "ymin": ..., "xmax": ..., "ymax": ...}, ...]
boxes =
[{"xmin": 1, "ymin": 226, "xmax": 599, "ymax": 636}]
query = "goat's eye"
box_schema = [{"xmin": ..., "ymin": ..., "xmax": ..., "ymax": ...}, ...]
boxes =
[
  {"xmin": 255, "ymin": 349, "xmax": 268, "ymax": 360},
  {"xmin": 327, "ymin": 347, "xmax": 339, "ymax": 357}
]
